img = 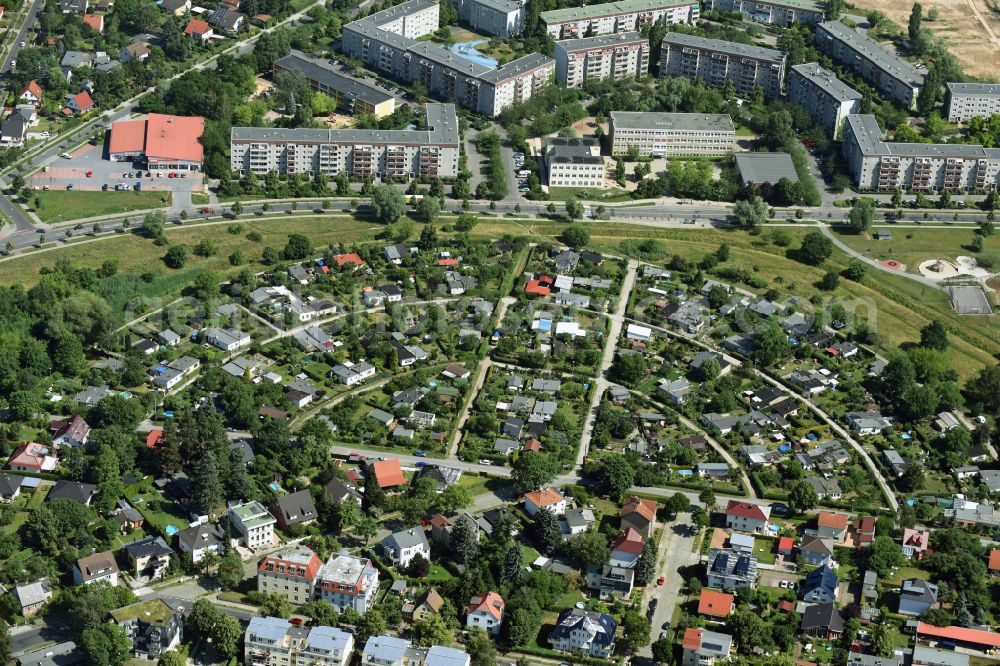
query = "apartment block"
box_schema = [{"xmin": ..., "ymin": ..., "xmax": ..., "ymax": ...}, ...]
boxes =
[
  {"xmin": 340, "ymin": 0, "xmax": 553, "ymax": 116},
  {"xmin": 609, "ymin": 111, "xmax": 735, "ymax": 156},
  {"xmin": 815, "ymin": 21, "xmax": 924, "ymax": 110},
  {"xmin": 545, "ymin": 137, "xmax": 606, "ymax": 188},
  {"xmin": 788, "ymin": 62, "xmax": 862, "ymax": 138},
  {"xmin": 231, "ymin": 103, "xmax": 460, "ymax": 179},
  {"xmin": 257, "ymin": 548, "xmax": 322, "ymax": 604},
  {"xmin": 448, "ymin": 0, "xmax": 524, "ymax": 37},
  {"xmin": 245, "ymin": 617, "xmax": 354, "ymax": 666},
  {"xmin": 315, "ymin": 552, "xmax": 381, "ymax": 613},
  {"xmin": 273, "ymin": 50, "xmax": 395, "ymax": 119},
  {"xmin": 705, "ymin": 0, "xmax": 822, "ymax": 25},
  {"xmin": 554, "ymin": 32, "xmax": 649, "ymax": 88},
  {"xmin": 945, "ymin": 82, "xmax": 1000, "ymax": 123},
  {"xmin": 659, "ymin": 33, "xmax": 786, "ymax": 99},
  {"xmin": 541, "ymin": 0, "xmax": 698, "ymax": 40},
  {"xmin": 228, "ymin": 500, "xmax": 277, "ymax": 550},
  {"xmin": 842, "ymin": 113, "xmax": 1000, "ymax": 191}
]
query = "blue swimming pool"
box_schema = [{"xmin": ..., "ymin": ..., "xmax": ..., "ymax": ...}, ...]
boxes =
[{"xmin": 449, "ymin": 40, "xmax": 498, "ymax": 69}]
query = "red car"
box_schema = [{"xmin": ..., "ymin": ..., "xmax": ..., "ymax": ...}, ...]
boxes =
[
  {"xmin": 200, "ymin": 207, "xmax": 214, "ymax": 214},
  {"xmin": 289, "ymin": 617, "xmax": 303, "ymax": 626},
  {"xmin": 657, "ymin": 576, "xmax": 665, "ymax": 586}
]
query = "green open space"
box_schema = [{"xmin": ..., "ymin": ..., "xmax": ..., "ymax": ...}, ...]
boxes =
[
  {"xmin": 833, "ymin": 226, "xmax": 1000, "ymax": 276},
  {"xmin": 30, "ymin": 190, "xmax": 172, "ymax": 224}
]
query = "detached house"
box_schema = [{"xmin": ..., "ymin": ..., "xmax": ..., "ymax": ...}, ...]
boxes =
[
  {"xmin": 682, "ymin": 628, "xmax": 732, "ymax": 666},
  {"xmin": 229, "ymin": 501, "xmax": 277, "ymax": 550},
  {"xmin": 269, "ymin": 489, "xmax": 318, "ymax": 531},
  {"xmin": 109, "ymin": 599, "xmax": 183, "ymax": 660},
  {"xmin": 586, "ymin": 564, "xmax": 635, "ymax": 600},
  {"xmin": 524, "ymin": 487, "xmax": 566, "ymax": 516},
  {"xmin": 51, "ymin": 415, "xmax": 91, "ymax": 447},
  {"xmin": 706, "ymin": 548, "xmax": 758, "ymax": 590},
  {"xmin": 898, "ymin": 578, "xmax": 938, "ymax": 617},
  {"xmin": 610, "ymin": 528, "xmax": 645, "ymax": 568},
  {"xmin": 121, "ymin": 536, "xmax": 173, "ymax": 581},
  {"xmin": 550, "ymin": 608, "xmax": 616, "ymax": 658},
  {"xmin": 73, "ymin": 551, "xmax": 119, "ymax": 586},
  {"xmin": 176, "ymin": 522, "xmax": 225, "ymax": 563},
  {"xmin": 379, "ymin": 528, "xmax": 430, "ymax": 569},
  {"xmin": 902, "ymin": 528, "xmax": 931, "ymax": 559},
  {"xmin": 816, "ymin": 511, "xmax": 849, "ymax": 543},
  {"xmin": 466, "ymin": 592, "xmax": 504, "ymax": 635},
  {"xmin": 725, "ymin": 500, "xmax": 771, "ymax": 534},
  {"xmin": 802, "ymin": 565, "xmax": 839, "ymax": 604},
  {"xmin": 620, "ymin": 496, "xmax": 656, "ymax": 538},
  {"xmin": 800, "ymin": 535, "xmax": 835, "ymax": 567}
]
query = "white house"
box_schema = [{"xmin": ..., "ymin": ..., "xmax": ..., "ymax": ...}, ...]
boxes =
[
  {"xmin": 379, "ymin": 528, "xmax": 430, "ymax": 569},
  {"xmin": 523, "ymin": 487, "xmax": 566, "ymax": 516},
  {"xmin": 466, "ymin": 592, "xmax": 505, "ymax": 635}
]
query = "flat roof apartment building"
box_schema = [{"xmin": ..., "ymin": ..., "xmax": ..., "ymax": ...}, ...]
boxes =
[
  {"xmin": 843, "ymin": 114, "xmax": 1000, "ymax": 191},
  {"xmin": 315, "ymin": 552, "xmax": 381, "ymax": 613},
  {"xmin": 448, "ymin": 0, "xmax": 524, "ymax": 37},
  {"xmin": 815, "ymin": 20, "xmax": 924, "ymax": 110},
  {"xmin": 229, "ymin": 500, "xmax": 277, "ymax": 550},
  {"xmin": 245, "ymin": 617, "xmax": 354, "ymax": 666},
  {"xmin": 273, "ymin": 50, "xmax": 395, "ymax": 119},
  {"xmin": 610, "ymin": 111, "xmax": 736, "ymax": 156},
  {"xmin": 945, "ymin": 82, "xmax": 1000, "ymax": 123},
  {"xmin": 705, "ymin": 0, "xmax": 823, "ymax": 25},
  {"xmin": 340, "ymin": 0, "xmax": 553, "ymax": 116},
  {"xmin": 541, "ymin": 0, "xmax": 698, "ymax": 40},
  {"xmin": 788, "ymin": 62, "xmax": 862, "ymax": 138},
  {"xmin": 555, "ymin": 32, "xmax": 649, "ymax": 88},
  {"xmin": 545, "ymin": 138, "xmax": 606, "ymax": 188},
  {"xmin": 231, "ymin": 103, "xmax": 460, "ymax": 179},
  {"xmin": 659, "ymin": 33, "xmax": 786, "ymax": 99}
]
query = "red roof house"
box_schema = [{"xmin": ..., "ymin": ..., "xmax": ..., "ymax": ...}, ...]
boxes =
[
  {"xmin": 989, "ymin": 549, "xmax": 1000, "ymax": 573},
  {"xmin": 334, "ymin": 253, "xmax": 365, "ymax": 268},
  {"xmin": 777, "ymin": 536, "xmax": 795, "ymax": 555},
  {"xmin": 698, "ymin": 590, "xmax": 734, "ymax": 618},
  {"xmin": 371, "ymin": 459, "xmax": 406, "ymax": 490},
  {"xmin": 525, "ymin": 275, "xmax": 554, "ymax": 296},
  {"xmin": 145, "ymin": 429, "xmax": 164, "ymax": 449},
  {"xmin": 82, "ymin": 13, "xmax": 104, "ymax": 32},
  {"xmin": 620, "ymin": 496, "xmax": 657, "ymax": 537},
  {"xmin": 18, "ymin": 81, "xmax": 43, "ymax": 105},
  {"xmin": 65, "ymin": 91, "xmax": 94, "ymax": 114},
  {"xmin": 184, "ymin": 18, "xmax": 213, "ymax": 38}
]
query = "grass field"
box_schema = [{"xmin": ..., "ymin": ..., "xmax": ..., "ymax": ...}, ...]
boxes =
[
  {"xmin": 546, "ymin": 187, "xmax": 632, "ymax": 202},
  {"xmin": 833, "ymin": 227, "xmax": 1000, "ymax": 275},
  {"xmin": 30, "ymin": 190, "xmax": 172, "ymax": 224}
]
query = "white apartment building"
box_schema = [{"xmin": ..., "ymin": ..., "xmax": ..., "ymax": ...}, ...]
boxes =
[
  {"xmin": 545, "ymin": 138, "xmax": 606, "ymax": 188},
  {"xmin": 609, "ymin": 111, "xmax": 735, "ymax": 156},
  {"xmin": 788, "ymin": 62, "xmax": 862, "ymax": 138},
  {"xmin": 231, "ymin": 103, "xmax": 459, "ymax": 179},
  {"xmin": 229, "ymin": 501, "xmax": 277, "ymax": 550},
  {"xmin": 705, "ymin": 0, "xmax": 823, "ymax": 25},
  {"xmin": 448, "ymin": 0, "xmax": 524, "ymax": 37},
  {"xmin": 843, "ymin": 113, "xmax": 1000, "ymax": 191},
  {"xmin": 659, "ymin": 33, "xmax": 786, "ymax": 99},
  {"xmin": 245, "ymin": 617, "xmax": 354, "ymax": 666},
  {"xmin": 946, "ymin": 82, "xmax": 1000, "ymax": 123},
  {"xmin": 315, "ymin": 553, "xmax": 381, "ymax": 613},
  {"xmin": 815, "ymin": 20, "xmax": 924, "ymax": 110},
  {"xmin": 541, "ymin": 0, "xmax": 698, "ymax": 40},
  {"xmin": 554, "ymin": 32, "xmax": 649, "ymax": 88}
]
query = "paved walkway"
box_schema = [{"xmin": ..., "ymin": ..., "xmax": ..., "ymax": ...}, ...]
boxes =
[{"xmin": 818, "ymin": 224, "xmax": 945, "ymax": 291}]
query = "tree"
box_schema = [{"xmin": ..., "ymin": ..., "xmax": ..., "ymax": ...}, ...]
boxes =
[
  {"xmin": 164, "ymin": 244, "xmax": 188, "ymax": 269},
  {"xmin": 301, "ymin": 600, "xmax": 340, "ymax": 627},
  {"xmin": 417, "ymin": 196, "xmax": 440, "ymax": 223},
  {"xmin": 10, "ymin": 173, "xmax": 24, "ymax": 192},
  {"xmin": 259, "ymin": 593, "xmax": 292, "ymax": 619},
  {"xmin": 727, "ymin": 610, "xmax": 772, "ymax": 653},
  {"xmin": 355, "ymin": 515, "xmax": 378, "ymax": 545},
  {"xmin": 870, "ymin": 622, "xmax": 894, "ymax": 657},
  {"xmin": 371, "ymin": 185, "xmax": 406, "ymax": 224},
  {"xmin": 565, "ymin": 198, "xmax": 584, "ymax": 220},
  {"xmin": 920, "ymin": 320, "xmax": 948, "ymax": 351},
  {"xmin": 612, "ymin": 353, "xmax": 648, "ymax": 384},
  {"xmin": 634, "ymin": 536, "xmax": 657, "ymax": 585},
  {"xmin": 188, "ymin": 599, "xmax": 221, "ymax": 637},
  {"xmin": 506, "ymin": 607, "xmax": 537, "ymax": 646},
  {"xmin": 141, "ymin": 211, "xmax": 166, "ymax": 239},
  {"xmin": 283, "ymin": 233, "xmax": 313, "ymax": 260},
  {"xmin": 357, "ymin": 609, "xmax": 387, "ymax": 642},
  {"xmin": 82, "ymin": 624, "xmax": 132, "ymax": 666},
  {"xmin": 665, "ymin": 492, "xmax": 689, "ymax": 516},
  {"xmin": 848, "ymin": 199, "xmax": 874, "ymax": 233},
  {"xmin": 412, "ymin": 613, "xmax": 453, "ymax": 646},
  {"xmin": 621, "ymin": 610, "xmax": 651, "ymax": 652},
  {"xmin": 450, "ymin": 514, "xmax": 480, "ymax": 565},
  {"xmin": 598, "ymin": 456, "xmax": 636, "ymax": 500},
  {"xmin": 788, "ymin": 480, "xmax": 818, "ymax": 514},
  {"xmin": 898, "ymin": 463, "xmax": 926, "ymax": 493},
  {"xmin": 734, "ymin": 196, "xmax": 768, "ymax": 230},
  {"xmin": 192, "ymin": 451, "xmax": 223, "ymax": 514},
  {"xmin": 651, "ymin": 637, "xmax": 672, "ymax": 663},
  {"xmin": 567, "ymin": 530, "xmax": 611, "ymax": 568},
  {"xmin": 561, "ymin": 225, "xmax": 590, "ymax": 247},
  {"xmin": 511, "ymin": 451, "xmax": 560, "ymax": 492},
  {"xmin": 158, "ymin": 650, "xmax": 187, "ymax": 666},
  {"xmin": 698, "ymin": 487, "xmax": 716, "ymax": 511},
  {"xmin": 867, "ymin": 535, "xmax": 905, "ymax": 576},
  {"xmin": 531, "ymin": 507, "xmax": 562, "ymax": 552},
  {"xmin": 212, "ymin": 615, "xmax": 242, "ymax": 658},
  {"xmin": 799, "ymin": 231, "xmax": 833, "ymax": 265},
  {"xmin": 500, "ymin": 542, "xmax": 524, "ymax": 587},
  {"xmin": 436, "ymin": 484, "xmax": 473, "ymax": 514},
  {"xmin": 966, "ymin": 363, "xmax": 1000, "ymax": 415},
  {"xmin": 908, "ymin": 2, "xmax": 923, "ymax": 44},
  {"xmin": 845, "ymin": 259, "xmax": 868, "ymax": 282},
  {"xmin": 218, "ymin": 551, "xmax": 244, "ymax": 591},
  {"xmin": 819, "ymin": 270, "xmax": 840, "ymax": 291},
  {"xmin": 467, "ymin": 628, "xmax": 497, "ymax": 666},
  {"xmin": 751, "ymin": 323, "xmax": 791, "ymax": 367}
]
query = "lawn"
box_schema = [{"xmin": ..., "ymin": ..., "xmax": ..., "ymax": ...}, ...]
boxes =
[
  {"xmin": 30, "ymin": 190, "xmax": 172, "ymax": 223},
  {"xmin": 547, "ymin": 187, "xmax": 633, "ymax": 202},
  {"xmin": 131, "ymin": 491, "xmax": 192, "ymax": 536},
  {"xmin": 26, "ymin": 485, "xmax": 49, "ymax": 509},
  {"xmin": 887, "ymin": 566, "xmax": 931, "ymax": 585},
  {"xmin": 833, "ymin": 226, "xmax": 1000, "ymax": 277},
  {"xmin": 754, "ymin": 537, "xmax": 777, "ymax": 564},
  {"xmin": 2, "ymin": 511, "xmax": 29, "ymax": 536}
]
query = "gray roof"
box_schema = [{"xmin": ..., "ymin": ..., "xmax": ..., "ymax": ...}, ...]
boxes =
[
  {"xmin": 14, "ymin": 580, "xmax": 51, "ymax": 608},
  {"xmin": 556, "ymin": 31, "xmax": 647, "ymax": 53},
  {"xmin": 735, "ymin": 152, "xmax": 799, "ymax": 185},
  {"xmin": 47, "ymin": 480, "xmax": 96, "ymax": 504},
  {"xmin": 791, "ymin": 62, "xmax": 862, "ymax": 103},
  {"xmin": 913, "ymin": 647, "xmax": 970, "ymax": 666},
  {"xmin": 247, "ymin": 616, "xmax": 291, "ymax": 643},
  {"xmin": 361, "ymin": 0, "xmax": 435, "ymax": 28},
  {"xmin": 542, "ymin": 0, "xmax": 691, "ymax": 23},
  {"xmin": 817, "ymin": 21, "xmax": 924, "ymax": 89},
  {"xmin": 479, "ymin": 53, "xmax": 554, "ymax": 84},
  {"xmin": 122, "ymin": 535, "xmax": 173, "ymax": 559},
  {"xmin": 946, "ymin": 82, "xmax": 1000, "ymax": 96},
  {"xmin": 16, "ymin": 641, "xmax": 82, "ymax": 666},
  {"xmin": 846, "ymin": 113, "xmax": 1000, "ymax": 159},
  {"xmin": 382, "ymin": 527, "xmax": 429, "ymax": 552},
  {"xmin": 232, "ymin": 103, "xmax": 459, "ymax": 146},
  {"xmin": 305, "ymin": 625, "xmax": 353, "ymax": 653},
  {"xmin": 272, "ymin": 489, "xmax": 318, "ymax": 526},
  {"xmin": 276, "ymin": 50, "xmax": 393, "ymax": 107},
  {"xmin": 547, "ymin": 137, "xmax": 603, "ymax": 166},
  {"xmin": 362, "ymin": 635, "xmax": 411, "ymax": 663},
  {"xmin": 661, "ymin": 32, "xmax": 785, "ymax": 63},
  {"xmin": 176, "ymin": 522, "xmax": 224, "ymax": 552},
  {"xmin": 611, "ymin": 111, "xmax": 735, "ymax": 133}
]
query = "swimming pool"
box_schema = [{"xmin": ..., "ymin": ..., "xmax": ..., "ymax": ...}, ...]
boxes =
[{"xmin": 449, "ymin": 40, "xmax": 498, "ymax": 69}]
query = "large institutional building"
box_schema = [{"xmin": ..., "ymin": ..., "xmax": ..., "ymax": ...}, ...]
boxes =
[
  {"xmin": 704, "ymin": 0, "xmax": 823, "ymax": 26},
  {"xmin": 842, "ymin": 114, "xmax": 1000, "ymax": 191},
  {"xmin": 340, "ymin": 0, "xmax": 553, "ymax": 116},
  {"xmin": 945, "ymin": 82, "xmax": 1000, "ymax": 123},
  {"xmin": 540, "ymin": 0, "xmax": 698, "ymax": 40},
  {"xmin": 273, "ymin": 50, "xmax": 396, "ymax": 119},
  {"xmin": 448, "ymin": 0, "xmax": 525, "ymax": 37},
  {"xmin": 609, "ymin": 112, "xmax": 735, "ymax": 156},
  {"xmin": 659, "ymin": 33, "xmax": 786, "ymax": 99},
  {"xmin": 230, "ymin": 103, "xmax": 460, "ymax": 179},
  {"xmin": 815, "ymin": 21, "xmax": 924, "ymax": 110},
  {"xmin": 554, "ymin": 32, "xmax": 650, "ymax": 88},
  {"xmin": 787, "ymin": 62, "xmax": 862, "ymax": 138},
  {"xmin": 545, "ymin": 138, "xmax": 606, "ymax": 188}
]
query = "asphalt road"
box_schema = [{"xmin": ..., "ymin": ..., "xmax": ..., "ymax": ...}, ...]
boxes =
[{"xmin": 0, "ymin": 0, "xmax": 44, "ymax": 74}]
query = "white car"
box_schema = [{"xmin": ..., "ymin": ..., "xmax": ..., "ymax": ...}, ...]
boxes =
[
  {"xmin": 39, "ymin": 131, "xmax": 50, "ymax": 138},
  {"xmin": 19, "ymin": 41, "xmax": 25, "ymax": 47},
  {"xmin": 478, "ymin": 459, "xmax": 492, "ymax": 466},
  {"xmin": 59, "ymin": 152, "xmax": 72, "ymax": 159},
  {"xmin": 779, "ymin": 580, "xmax": 789, "ymax": 588}
]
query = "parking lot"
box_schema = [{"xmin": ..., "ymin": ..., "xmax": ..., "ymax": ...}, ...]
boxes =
[{"xmin": 27, "ymin": 142, "xmax": 205, "ymax": 195}]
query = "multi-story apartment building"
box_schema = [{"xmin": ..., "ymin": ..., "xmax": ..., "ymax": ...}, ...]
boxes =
[
  {"xmin": 448, "ymin": 0, "xmax": 524, "ymax": 37},
  {"xmin": 257, "ymin": 548, "xmax": 323, "ymax": 604},
  {"xmin": 245, "ymin": 617, "xmax": 354, "ymax": 666},
  {"xmin": 705, "ymin": 0, "xmax": 822, "ymax": 26},
  {"xmin": 843, "ymin": 113, "xmax": 1000, "ymax": 191},
  {"xmin": 545, "ymin": 138, "xmax": 606, "ymax": 188},
  {"xmin": 273, "ymin": 50, "xmax": 395, "ymax": 118},
  {"xmin": 339, "ymin": 0, "xmax": 553, "ymax": 116},
  {"xmin": 945, "ymin": 82, "xmax": 1000, "ymax": 123},
  {"xmin": 541, "ymin": 0, "xmax": 698, "ymax": 40},
  {"xmin": 228, "ymin": 501, "xmax": 277, "ymax": 550},
  {"xmin": 609, "ymin": 111, "xmax": 735, "ymax": 156},
  {"xmin": 230, "ymin": 104, "xmax": 460, "ymax": 179},
  {"xmin": 315, "ymin": 552, "xmax": 381, "ymax": 613},
  {"xmin": 659, "ymin": 33, "xmax": 786, "ymax": 99},
  {"xmin": 815, "ymin": 21, "xmax": 924, "ymax": 110},
  {"xmin": 554, "ymin": 32, "xmax": 649, "ymax": 88},
  {"xmin": 787, "ymin": 62, "xmax": 862, "ymax": 138},
  {"xmin": 109, "ymin": 599, "xmax": 184, "ymax": 660}
]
